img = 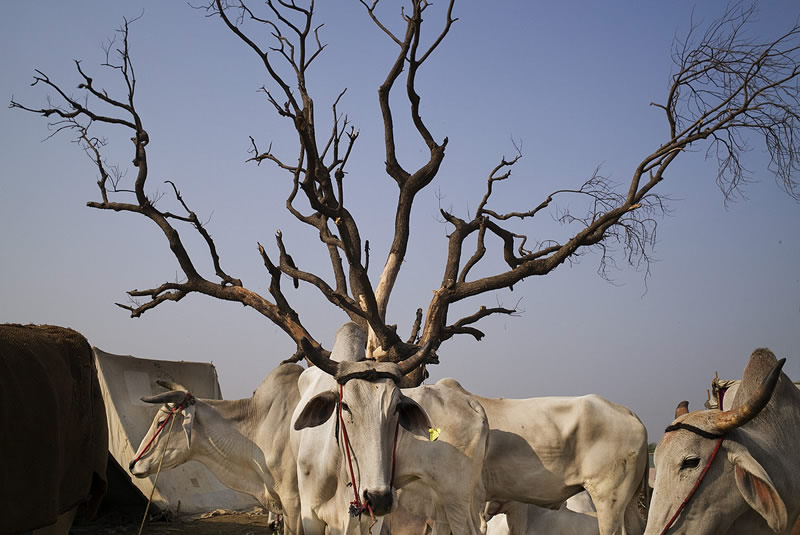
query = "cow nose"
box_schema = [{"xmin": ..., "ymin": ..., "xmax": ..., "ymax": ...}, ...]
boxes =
[
  {"xmin": 363, "ymin": 489, "xmax": 393, "ymax": 516},
  {"xmin": 128, "ymin": 459, "xmax": 136, "ymax": 472}
]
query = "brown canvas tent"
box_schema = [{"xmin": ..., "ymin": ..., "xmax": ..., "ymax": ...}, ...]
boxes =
[{"xmin": 93, "ymin": 348, "xmax": 260, "ymax": 515}]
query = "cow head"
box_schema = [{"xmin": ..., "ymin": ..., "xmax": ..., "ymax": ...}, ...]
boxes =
[
  {"xmin": 129, "ymin": 380, "xmax": 196, "ymax": 478},
  {"xmin": 646, "ymin": 355, "xmax": 787, "ymax": 534},
  {"xmin": 293, "ymin": 323, "xmax": 432, "ymax": 516}
]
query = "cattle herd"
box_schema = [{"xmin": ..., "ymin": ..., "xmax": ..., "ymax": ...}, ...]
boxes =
[{"xmin": 1, "ymin": 322, "xmax": 798, "ymax": 534}]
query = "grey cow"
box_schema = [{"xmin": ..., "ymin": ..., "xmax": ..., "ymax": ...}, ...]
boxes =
[{"xmin": 647, "ymin": 349, "xmax": 799, "ymax": 534}]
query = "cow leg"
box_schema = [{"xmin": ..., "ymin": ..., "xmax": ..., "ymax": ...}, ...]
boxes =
[
  {"xmin": 283, "ymin": 513, "xmax": 303, "ymax": 534},
  {"xmin": 281, "ymin": 496, "xmax": 304, "ymax": 535},
  {"xmin": 593, "ymin": 493, "xmax": 634, "ymax": 535},
  {"xmin": 503, "ymin": 502, "xmax": 531, "ymax": 535},
  {"xmin": 427, "ymin": 477, "xmax": 484, "ymax": 535},
  {"xmin": 622, "ymin": 498, "xmax": 644, "ymax": 535},
  {"xmin": 586, "ymin": 456, "xmax": 644, "ymax": 535},
  {"xmin": 300, "ymin": 504, "xmax": 328, "ymax": 535},
  {"xmin": 585, "ymin": 481, "xmax": 624, "ymax": 535},
  {"xmin": 439, "ymin": 500, "xmax": 482, "ymax": 535},
  {"xmin": 589, "ymin": 484, "xmax": 641, "ymax": 535},
  {"xmin": 429, "ymin": 504, "xmax": 450, "ymax": 535}
]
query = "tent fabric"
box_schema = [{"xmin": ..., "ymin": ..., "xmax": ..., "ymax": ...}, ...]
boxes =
[
  {"xmin": 93, "ymin": 347, "xmax": 260, "ymax": 515},
  {"xmin": 0, "ymin": 324, "xmax": 108, "ymax": 534}
]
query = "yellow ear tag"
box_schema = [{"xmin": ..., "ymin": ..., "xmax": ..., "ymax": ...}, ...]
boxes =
[{"xmin": 428, "ymin": 427, "xmax": 441, "ymax": 442}]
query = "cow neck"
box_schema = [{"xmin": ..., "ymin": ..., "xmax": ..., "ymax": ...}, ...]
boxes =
[
  {"xmin": 657, "ymin": 424, "xmax": 726, "ymax": 535},
  {"xmin": 204, "ymin": 398, "xmax": 256, "ymax": 442},
  {"xmin": 188, "ymin": 399, "xmax": 275, "ymax": 508}
]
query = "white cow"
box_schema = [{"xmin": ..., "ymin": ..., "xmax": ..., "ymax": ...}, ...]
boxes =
[
  {"xmin": 129, "ymin": 363, "xmax": 305, "ymax": 534},
  {"xmin": 484, "ymin": 491, "xmax": 600, "ymax": 535},
  {"xmin": 291, "ymin": 322, "xmax": 489, "ymax": 535},
  {"xmin": 646, "ymin": 349, "xmax": 800, "ymax": 534},
  {"xmin": 384, "ymin": 489, "xmax": 600, "ymax": 534},
  {"xmin": 566, "ymin": 490, "xmax": 598, "ymax": 515},
  {"xmin": 441, "ymin": 379, "xmax": 648, "ymax": 535},
  {"xmin": 485, "ymin": 503, "xmax": 600, "ymax": 535}
]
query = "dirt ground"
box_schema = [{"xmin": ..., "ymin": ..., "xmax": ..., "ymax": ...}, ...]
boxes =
[
  {"xmin": 68, "ymin": 487, "xmax": 649, "ymax": 534},
  {"xmin": 70, "ymin": 509, "xmax": 279, "ymax": 535}
]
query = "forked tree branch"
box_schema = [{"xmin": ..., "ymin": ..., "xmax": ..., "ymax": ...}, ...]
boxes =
[
  {"xmin": 362, "ymin": 0, "xmax": 453, "ymax": 358},
  {"xmin": 13, "ymin": 2, "xmax": 800, "ymax": 380}
]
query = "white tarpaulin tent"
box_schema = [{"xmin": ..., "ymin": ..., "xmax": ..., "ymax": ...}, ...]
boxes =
[{"xmin": 93, "ymin": 347, "xmax": 260, "ymax": 515}]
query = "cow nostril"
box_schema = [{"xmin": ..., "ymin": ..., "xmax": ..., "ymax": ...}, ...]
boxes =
[
  {"xmin": 128, "ymin": 459, "xmax": 136, "ymax": 472},
  {"xmin": 363, "ymin": 489, "xmax": 393, "ymax": 516}
]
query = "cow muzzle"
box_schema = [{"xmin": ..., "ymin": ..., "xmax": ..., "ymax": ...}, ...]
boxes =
[
  {"xmin": 128, "ymin": 458, "xmax": 149, "ymax": 478},
  {"xmin": 363, "ymin": 488, "xmax": 394, "ymax": 516}
]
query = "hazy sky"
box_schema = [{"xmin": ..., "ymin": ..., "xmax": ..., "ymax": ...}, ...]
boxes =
[{"xmin": 2, "ymin": 1, "xmax": 798, "ymax": 442}]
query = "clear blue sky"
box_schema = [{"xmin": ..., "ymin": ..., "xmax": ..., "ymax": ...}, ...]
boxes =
[{"xmin": 2, "ymin": 1, "xmax": 798, "ymax": 442}]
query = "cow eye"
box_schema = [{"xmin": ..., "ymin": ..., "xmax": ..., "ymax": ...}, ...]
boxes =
[
  {"xmin": 157, "ymin": 418, "xmax": 167, "ymax": 427},
  {"xmin": 340, "ymin": 402, "xmax": 351, "ymax": 413},
  {"xmin": 680, "ymin": 457, "xmax": 700, "ymax": 470}
]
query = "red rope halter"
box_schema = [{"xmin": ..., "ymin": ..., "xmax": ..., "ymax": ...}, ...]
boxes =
[
  {"xmin": 338, "ymin": 383, "xmax": 400, "ymax": 522},
  {"xmin": 131, "ymin": 393, "xmax": 194, "ymax": 467},
  {"xmin": 657, "ymin": 436, "xmax": 724, "ymax": 535}
]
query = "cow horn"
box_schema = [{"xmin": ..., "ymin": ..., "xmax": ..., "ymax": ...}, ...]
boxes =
[
  {"xmin": 301, "ymin": 337, "xmax": 339, "ymax": 376},
  {"xmin": 141, "ymin": 390, "xmax": 188, "ymax": 404},
  {"xmin": 396, "ymin": 342, "xmax": 433, "ymax": 376},
  {"xmin": 712, "ymin": 358, "xmax": 785, "ymax": 433},
  {"xmin": 675, "ymin": 400, "xmax": 689, "ymax": 418},
  {"xmin": 156, "ymin": 379, "xmax": 188, "ymax": 392}
]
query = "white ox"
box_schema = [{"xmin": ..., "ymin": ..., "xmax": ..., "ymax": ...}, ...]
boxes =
[
  {"xmin": 291, "ymin": 322, "xmax": 489, "ymax": 535},
  {"xmin": 486, "ymin": 503, "xmax": 600, "ymax": 535},
  {"xmin": 646, "ymin": 349, "xmax": 799, "ymax": 534},
  {"xmin": 128, "ymin": 363, "xmax": 304, "ymax": 534},
  {"xmin": 441, "ymin": 379, "xmax": 648, "ymax": 535},
  {"xmin": 386, "ymin": 490, "xmax": 601, "ymax": 535}
]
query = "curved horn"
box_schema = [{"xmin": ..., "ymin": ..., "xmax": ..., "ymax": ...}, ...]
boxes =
[
  {"xmin": 712, "ymin": 358, "xmax": 786, "ymax": 433},
  {"xmin": 141, "ymin": 390, "xmax": 188, "ymax": 405},
  {"xmin": 675, "ymin": 400, "xmax": 689, "ymax": 418},
  {"xmin": 156, "ymin": 379, "xmax": 189, "ymax": 392},
  {"xmin": 397, "ymin": 342, "xmax": 433, "ymax": 376},
  {"xmin": 301, "ymin": 337, "xmax": 339, "ymax": 376}
]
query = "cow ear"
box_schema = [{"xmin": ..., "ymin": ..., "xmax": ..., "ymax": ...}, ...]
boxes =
[
  {"xmin": 181, "ymin": 405, "xmax": 195, "ymax": 448},
  {"xmin": 728, "ymin": 445, "xmax": 787, "ymax": 533},
  {"xmin": 398, "ymin": 397, "xmax": 431, "ymax": 437},
  {"xmin": 294, "ymin": 391, "xmax": 338, "ymax": 430}
]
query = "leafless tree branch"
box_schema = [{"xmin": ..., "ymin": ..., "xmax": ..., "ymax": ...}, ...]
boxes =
[
  {"xmin": 442, "ymin": 304, "xmax": 520, "ymax": 342},
  {"xmin": 13, "ymin": 2, "xmax": 800, "ymax": 380},
  {"xmin": 12, "ymin": 16, "xmax": 321, "ymax": 355}
]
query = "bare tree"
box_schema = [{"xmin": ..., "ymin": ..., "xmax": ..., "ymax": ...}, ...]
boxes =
[{"xmin": 11, "ymin": 1, "xmax": 800, "ymax": 383}]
